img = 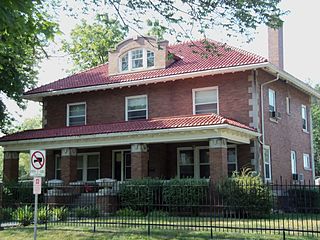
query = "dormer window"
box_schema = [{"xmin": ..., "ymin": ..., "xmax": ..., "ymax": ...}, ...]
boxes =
[{"xmin": 119, "ymin": 49, "xmax": 155, "ymax": 72}]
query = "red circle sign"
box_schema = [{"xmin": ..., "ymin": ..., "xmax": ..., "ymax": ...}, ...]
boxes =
[{"xmin": 31, "ymin": 151, "xmax": 46, "ymax": 170}]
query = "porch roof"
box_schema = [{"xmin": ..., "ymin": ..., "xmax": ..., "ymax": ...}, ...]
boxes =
[{"xmin": 0, "ymin": 114, "xmax": 259, "ymax": 151}]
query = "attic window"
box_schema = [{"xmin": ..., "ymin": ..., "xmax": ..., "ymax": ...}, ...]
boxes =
[{"xmin": 120, "ymin": 49, "xmax": 155, "ymax": 72}]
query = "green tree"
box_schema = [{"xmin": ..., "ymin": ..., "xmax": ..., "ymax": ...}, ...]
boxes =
[
  {"xmin": 62, "ymin": 15, "xmax": 127, "ymax": 72},
  {"xmin": 312, "ymin": 84, "xmax": 320, "ymax": 175},
  {"xmin": 0, "ymin": 115, "xmax": 42, "ymax": 180},
  {"xmin": 147, "ymin": 19, "xmax": 167, "ymax": 40},
  {"xmin": 0, "ymin": 1, "xmax": 57, "ymax": 133}
]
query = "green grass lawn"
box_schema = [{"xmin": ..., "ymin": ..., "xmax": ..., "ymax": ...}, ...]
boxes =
[{"xmin": 0, "ymin": 226, "xmax": 319, "ymax": 240}]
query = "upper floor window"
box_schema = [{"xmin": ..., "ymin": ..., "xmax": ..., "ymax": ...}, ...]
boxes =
[
  {"xmin": 193, "ymin": 87, "xmax": 218, "ymax": 114},
  {"xmin": 120, "ymin": 49, "xmax": 155, "ymax": 72},
  {"xmin": 286, "ymin": 97, "xmax": 291, "ymax": 115},
  {"xmin": 302, "ymin": 105, "xmax": 308, "ymax": 131},
  {"xmin": 67, "ymin": 102, "xmax": 86, "ymax": 126},
  {"xmin": 268, "ymin": 89, "xmax": 276, "ymax": 112},
  {"xmin": 125, "ymin": 95, "xmax": 148, "ymax": 121},
  {"xmin": 291, "ymin": 150, "xmax": 297, "ymax": 174},
  {"xmin": 303, "ymin": 153, "xmax": 311, "ymax": 170}
]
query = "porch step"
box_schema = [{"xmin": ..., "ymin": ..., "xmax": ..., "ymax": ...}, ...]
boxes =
[{"xmin": 73, "ymin": 193, "xmax": 96, "ymax": 207}]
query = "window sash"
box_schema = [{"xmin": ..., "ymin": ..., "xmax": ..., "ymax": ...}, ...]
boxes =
[
  {"xmin": 269, "ymin": 89, "xmax": 276, "ymax": 112},
  {"xmin": 264, "ymin": 146, "xmax": 271, "ymax": 180},
  {"xmin": 286, "ymin": 97, "xmax": 291, "ymax": 114},
  {"xmin": 193, "ymin": 88, "xmax": 218, "ymax": 114},
  {"xmin": 126, "ymin": 96, "xmax": 147, "ymax": 121},
  {"xmin": 302, "ymin": 105, "xmax": 308, "ymax": 131},
  {"xmin": 291, "ymin": 151, "xmax": 297, "ymax": 174},
  {"xmin": 121, "ymin": 53, "xmax": 129, "ymax": 71},
  {"xmin": 303, "ymin": 154, "xmax": 311, "ymax": 169},
  {"xmin": 147, "ymin": 50, "xmax": 154, "ymax": 67},
  {"xmin": 77, "ymin": 153, "xmax": 100, "ymax": 182},
  {"xmin": 68, "ymin": 103, "xmax": 86, "ymax": 126}
]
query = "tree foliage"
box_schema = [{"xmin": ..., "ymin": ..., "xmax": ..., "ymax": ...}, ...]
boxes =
[
  {"xmin": 62, "ymin": 15, "xmax": 128, "ymax": 72},
  {"xmin": 312, "ymin": 85, "xmax": 320, "ymax": 175},
  {"xmin": 0, "ymin": 1, "xmax": 57, "ymax": 133}
]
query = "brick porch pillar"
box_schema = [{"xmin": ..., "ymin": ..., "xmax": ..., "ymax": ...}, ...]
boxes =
[
  {"xmin": 3, "ymin": 151, "xmax": 19, "ymax": 182},
  {"xmin": 60, "ymin": 148, "xmax": 77, "ymax": 184},
  {"xmin": 46, "ymin": 150, "xmax": 55, "ymax": 180},
  {"xmin": 131, "ymin": 143, "xmax": 149, "ymax": 179},
  {"xmin": 209, "ymin": 138, "xmax": 228, "ymax": 183}
]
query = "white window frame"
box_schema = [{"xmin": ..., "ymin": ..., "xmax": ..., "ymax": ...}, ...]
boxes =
[
  {"xmin": 302, "ymin": 105, "xmax": 308, "ymax": 132},
  {"xmin": 66, "ymin": 102, "xmax": 87, "ymax": 127},
  {"xmin": 125, "ymin": 95, "xmax": 148, "ymax": 121},
  {"xmin": 303, "ymin": 153, "xmax": 311, "ymax": 170},
  {"xmin": 263, "ymin": 145, "xmax": 272, "ymax": 181},
  {"xmin": 112, "ymin": 149, "xmax": 131, "ymax": 182},
  {"xmin": 77, "ymin": 152, "xmax": 100, "ymax": 182},
  {"xmin": 286, "ymin": 97, "xmax": 291, "ymax": 115},
  {"xmin": 227, "ymin": 145, "xmax": 238, "ymax": 176},
  {"xmin": 291, "ymin": 150, "xmax": 297, "ymax": 174},
  {"xmin": 55, "ymin": 154, "xmax": 61, "ymax": 179},
  {"xmin": 119, "ymin": 48, "xmax": 155, "ymax": 72},
  {"xmin": 192, "ymin": 86, "xmax": 219, "ymax": 115},
  {"xmin": 268, "ymin": 89, "xmax": 276, "ymax": 113},
  {"xmin": 177, "ymin": 146, "xmax": 210, "ymax": 179}
]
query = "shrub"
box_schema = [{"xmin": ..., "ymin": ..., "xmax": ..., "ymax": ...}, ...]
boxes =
[
  {"xmin": 119, "ymin": 179, "xmax": 162, "ymax": 211},
  {"xmin": 12, "ymin": 205, "xmax": 33, "ymax": 226},
  {"xmin": 287, "ymin": 187, "xmax": 320, "ymax": 213},
  {"xmin": 37, "ymin": 206, "xmax": 51, "ymax": 224},
  {"xmin": 217, "ymin": 169, "xmax": 272, "ymax": 217},
  {"xmin": 88, "ymin": 207, "xmax": 100, "ymax": 218},
  {"xmin": 52, "ymin": 207, "xmax": 69, "ymax": 221},
  {"xmin": 0, "ymin": 207, "xmax": 13, "ymax": 221},
  {"xmin": 162, "ymin": 178, "xmax": 209, "ymax": 214},
  {"xmin": 115, "ymin": 208, "xmax": 144, "ymax": 217},
  {"xmin": 74, "ymin": 207, "xmax": 89, "ymax": 219},
  {"xmin": 147, "ymin": 210, "xmax": 169, "ymax": 218}
]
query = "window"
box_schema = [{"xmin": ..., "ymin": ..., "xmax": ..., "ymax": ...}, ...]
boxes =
[
  {"xmin": 302, "ymin": 105, "xmax": 308, "ymax": 131},
  {"xmin": 193, "ymin": 87, "xmax": 218, "ymax": 114},
  {"xmin": 227, "ymin": 146, "xmax": 238, "ymax": 177},
  {"xmin": 67, "ymin": 102, "xmax": 86, "ymax": 126},
  {"xmin": 112, "ymin": 150, "xmax": 131, "ymax": 181},
  {"xmin": 55, "ymin": 155, "xmax": 61, "ymax": 179},
  {"xmin": 263, "ymin": 146, "xmax": 272, "ymax": 181},
  {"xmin": 303, "ymin": 153, "xmax": 311, "ymax": 170},
  {"xmin": 119, "ymin": 49, "xmax": 155, "ymax": 72},
  {"xmin": 291, "ymin": 151, "xmax": 297, "ymax": 174},
  {"xmin": 121, "ymin": 53, "xmax": 129, "ymax": 71},
  {"xmin": 268, "ymin": 89, "xmax": 276, "ymax": 112},
  {"xmin": 125, "ymin": 95, "xmax": 148, "ymax": 121},
  {"xmin": 286, "ymin": 97, "xmax": 291, "ymax": 115},
  {"xmin": 77, "ymin": 153, "xmax": 100, "ymax": 182},
  {"xmin": 177, "ymin": 147, "xmax": 210, "ymax": 179}
]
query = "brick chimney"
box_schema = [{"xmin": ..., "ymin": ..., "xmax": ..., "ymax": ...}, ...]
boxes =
[{"xmin": 268, "ymin": 26, "xmax": 284, "ymax": 70}]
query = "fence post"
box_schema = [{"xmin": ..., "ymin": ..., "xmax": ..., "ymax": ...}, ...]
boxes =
[
  {"xmin": 0, "ymin": 182, "xmax": 3, "ymax": 231},
  {"xmin": 147, "ymin": 179, "xmax": 151, "ymax": 236},
  {"xmin": 45, "ymin": 186, "xmax": 48, "ymax": 231},
  {"xmin": 209, "ymin": 179, "xmax": 213, "ymax": 239}
]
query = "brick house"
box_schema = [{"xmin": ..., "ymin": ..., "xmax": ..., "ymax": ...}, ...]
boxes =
[{"xmin": 0, "ymin": 35, "xmax": 319, "ymax": 185}]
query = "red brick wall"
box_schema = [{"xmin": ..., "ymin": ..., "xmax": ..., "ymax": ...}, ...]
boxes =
[
  {"xmin": 259, "ymin": 70, "xmax": 312, "ymax": 182},
  {"xmin": 44, "ymin": 71, "xmax": 251, "ymax": 129}
]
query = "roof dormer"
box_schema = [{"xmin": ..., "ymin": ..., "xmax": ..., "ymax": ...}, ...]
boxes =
[{"xmin": 108, "ymin": 36, "xmax": 171, "ymax": 76}]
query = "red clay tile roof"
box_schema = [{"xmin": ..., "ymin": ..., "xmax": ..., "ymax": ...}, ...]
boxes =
[
  {"xmin": 0, "ymin": 114, "xmax": 255, "ymax": 142},
  {"xmin": 25, "ymin": 39, "xmax": 267, "ymax": 95}
]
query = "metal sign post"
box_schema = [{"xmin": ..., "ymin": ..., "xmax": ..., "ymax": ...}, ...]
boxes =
[{"xmin": 30, "ymin": 150, "xmax": 46, "ymax": 240}]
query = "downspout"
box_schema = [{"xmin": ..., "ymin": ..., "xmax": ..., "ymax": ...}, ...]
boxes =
[
  {"xmin": 259, "ymin": 73, "xmax": 280, "ymax": 178},
  {"xmin": 309, "ymin": 96, "xmax": 316, "ymax": 181}
]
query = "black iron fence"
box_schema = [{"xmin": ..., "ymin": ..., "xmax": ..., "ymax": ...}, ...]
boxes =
[{"xmin": 0, "ymin": 178, "xmax": 320, "ymax": 239}]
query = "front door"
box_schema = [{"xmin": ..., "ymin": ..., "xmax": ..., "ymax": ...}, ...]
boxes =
[{"xmin": 113, "ymin": 150, "xmax": 131, "ymax": 181}]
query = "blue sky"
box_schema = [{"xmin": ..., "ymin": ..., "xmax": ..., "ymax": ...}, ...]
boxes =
[{"xmin": 6, "ymin": 0, "xmax": 320, "ymax": 124}]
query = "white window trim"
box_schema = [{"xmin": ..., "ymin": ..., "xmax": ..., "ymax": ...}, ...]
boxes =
[
  {"xmin": 119, "ymin": 48, "xmax": 155, "ymax": 73},
  {"xmin": 286, "ymin": 97, "xmax": 291, "ymax": 115},
  {"xmin": 55, "ymin": 154, "xmax": 61, "ymax": 179},
  {"xmin": 66, "ymin": 102, "xmax": 87, "ymax": 127},
  {"xmin": 291, "ymin": 150, "xmax": 297, "ymax": 174},
  {"xmin": 112, "ymin": 149, "xmax": 131, "ymax": 181},
  {"xmin": 192, "ymin": 86, "xmax": 219, "ymax": 115},
  {"xmin": 268, "ymin": 89, "xmax": 276, "ymax": 112},
  {"xmin": 303, "ymin": 153, "xmax": 311, "ymax": 170},
  {"xmin": 302, "ymin": 104, "xmax": 308, "ymax": 132},
  {"xmin": 177, "ymin": 146, "xmax": 210, "ymax": 179},
  {"xmin": 263, "ymin": 145, "xmax": 272, "ymax": 181},
  {"xmin": 125, "ymin": 95, "xmax": 148, "ymax": 121},
  {"xmin": 227, "ymin": 145, "xmax": 238, "ymax": 176},
  {"xmin": 77, "ymin": 152, "xmax": 100, "ymax": 182}
]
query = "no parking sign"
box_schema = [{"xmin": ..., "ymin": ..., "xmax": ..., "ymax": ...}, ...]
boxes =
[{"xmin": 30, "ymin": 150, "xmax": 46, "ymax": 177}]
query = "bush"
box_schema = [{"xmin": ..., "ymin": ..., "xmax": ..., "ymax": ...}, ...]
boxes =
[
  {"xmin": 217, "ymin": 169, "xmax": 272, "ymax": 217},
  {"xmin": 287, "ymin": 187, "xmax": 320, "ymax": 213},
  {"xmin": 0, "ymin": 207, "xmax": 13, "ymax": 221},
  {"xmin": 52, "ymin": 207, "xmax": 69, "ymax": 221},
  {"xmin": 2, "ymin": 182, "xmax": 34, "ymax": 207},
  {"xmin": 37, "ymin": 206, "xmax": 51, "ymax": 224},
  {"xmin": 115, "ymin": 208, "xmax": 144, "ymax": 217},
  {"xmin": 147, "ymin": 210, "xmax": 169, "ymax": 218},
  {"xmin": 12, "ymin": 205, "xmax": 33, "ymax": 226},
  {"xmin": 162, "ymin": 178, "xmax": 209, "ymax": 214},
  {"xmin": 74, "ymin": 207, "xmax": 89, "ymax": 219},
  {"xmin": 119, "ymin": 179, "xmax": 162, "ymax": 211}
]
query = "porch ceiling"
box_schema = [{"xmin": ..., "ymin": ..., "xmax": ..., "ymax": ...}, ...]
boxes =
[{"xmin": 0, "ymin": 114, "xmax": 259, "ymax": 151}]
